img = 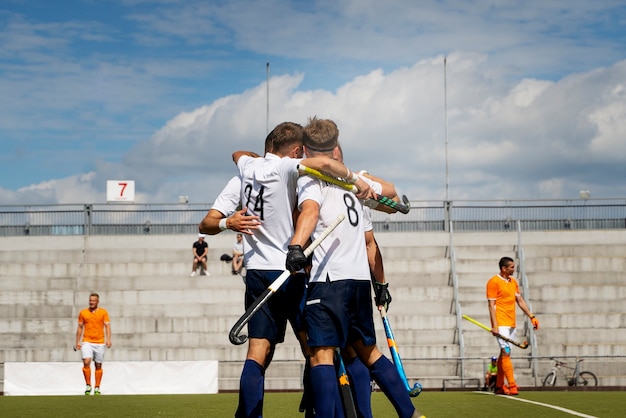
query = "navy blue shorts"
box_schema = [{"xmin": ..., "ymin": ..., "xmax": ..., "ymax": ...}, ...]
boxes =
[
  {"xmin": 304, "ymin": 279, "xmax": 376, "ymax": 349},
  {"xmin": 245, "ymin": 270, "xmax": 307, "ymax": 344}
]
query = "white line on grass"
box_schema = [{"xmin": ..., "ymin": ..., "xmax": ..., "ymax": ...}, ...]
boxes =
[{"xmin": 477, "ymin": 391, "xmax": 598, "ymax": 418}]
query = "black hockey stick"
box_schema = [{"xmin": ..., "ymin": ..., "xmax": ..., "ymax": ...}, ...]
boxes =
[
  {"xmin": 297, "ymin": 164, "xmax": 411, "ymax": 214},
  {"xmin": 229, "ymin": 214, "xmax": 345, "ymax": 345},
  {"xmin": 335, "ymin": 349, "xmax": 358, "ymax": 418}
]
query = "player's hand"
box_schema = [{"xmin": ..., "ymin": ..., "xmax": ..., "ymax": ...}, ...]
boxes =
[
  {"xmin": 75, "ymin": 344, "xmax": 81, "ymax": 351},
  {"xmin": 354, "ymin": 178, "xmax": 375, "ymax": 201},
  {"xmin": 228, "ymin": 209, "xmax": 261, "ymax": 235},
  {"xmin": 373, "ymin": 282, "xmax": 392, "ymax": 311},
  {"xmin": 530, "ymin": 316, "xmax": 539, "ymax": 330},
  {"xmin": 286, "ymin": 245, "xmax": 307, "ymax": 272}
]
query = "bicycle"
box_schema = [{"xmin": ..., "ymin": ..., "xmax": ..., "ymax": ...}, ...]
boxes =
[{"xmin": 542, "ymin": 358, "xmax": 598, "ymax": 387}]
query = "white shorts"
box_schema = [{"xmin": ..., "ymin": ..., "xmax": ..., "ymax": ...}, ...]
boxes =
[
  {"xmin": 81, "ymin": 342, "xmax": 106, "ymax": 363},
  {"xmin": 496, "ymin": 326, "xmax": 516, "ymax": 351}
]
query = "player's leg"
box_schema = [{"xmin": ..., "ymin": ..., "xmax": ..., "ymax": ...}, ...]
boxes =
[
  {"xmin": 350, "ymin": 281, "xmax": 423, "ymax": 418},
  {"xmin": 236, "ymin": 270, "xmax": 288, "ymax": 418},
  {"xmin": 493, "ymin": 328, "xmax": 514, "ymax": 395},
  {"xmin": 498, "ymin": 327, "xmax": 518, "ymax": 395},
  {"xmin": 342, "ymin": 346, "xmax": 373, "ymax": 418},
  {"xmin": 80, "ymin": 343, "xmax": 93, "ymax": 394},
  {"xmin": 93, "ymin": 343, "xmax": 105, "ymax": 395},
  {"xmin": 354, "ymin": 341, "xmax": 420, "ymax": 418},
  {"xmin": 235, "ymin": 338, "xmax": 271, "ymax": 418},
  {"xmin": 309, "ymin": 347, "xmax": 342, "ymax": 417},
  {"xmin": 190, "ymin": 258, "xmax": 198, "ymax": 276},
  {"xmin": 304, "ymin": 280, "xmax": 348, "ymax": 417}
]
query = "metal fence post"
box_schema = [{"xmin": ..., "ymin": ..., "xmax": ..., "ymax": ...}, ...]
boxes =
[{"xmin": 84, "ymin": 204, "xmax": 92, "ymax": 236}]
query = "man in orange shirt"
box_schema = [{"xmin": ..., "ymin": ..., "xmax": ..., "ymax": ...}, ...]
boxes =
[
  {"xmin": 486, "ymin": 257, "xmax": 538, "ymax": 396},
  {"xmin": 75, "ymin": 293, "xmax": 111, "ymax": 395}
]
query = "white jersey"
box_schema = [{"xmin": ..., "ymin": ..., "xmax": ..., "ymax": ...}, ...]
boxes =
[
  {"xmin": 297, "ymin": 175, "xmax": 379, "ymax": 283},
  {"xmin": 211, "ymin": 175, "xmax": 241, "ymax": 216},
  {"xmin": 237, "ymin": 153, "xmax": 302, "ymax": 270},
  {"xmin": 363, "ymin": 206, "xmax": 373, "ymax": 233}
]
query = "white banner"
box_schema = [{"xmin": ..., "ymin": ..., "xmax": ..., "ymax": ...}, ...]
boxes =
[{"xmin": 4, "ymin": 361, "xmax": 218, "ymax": 396}]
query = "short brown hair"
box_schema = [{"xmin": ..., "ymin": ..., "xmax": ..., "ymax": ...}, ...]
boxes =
[
  {"xmin": 303, "ymin": 117, "xmax": 339, "ymax": 153},
  {"xmin": 266, "ymin": 122, "xmax": 303, "ymax": 154}
]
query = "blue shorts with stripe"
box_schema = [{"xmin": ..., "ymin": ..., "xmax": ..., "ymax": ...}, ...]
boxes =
[
  {"xmin": 304, "ymin": 279, "xmax": 376, "ymax": 349},
  {"xmin": 245, "ymin": 270, "xmax": 307, "ymax": 344}
]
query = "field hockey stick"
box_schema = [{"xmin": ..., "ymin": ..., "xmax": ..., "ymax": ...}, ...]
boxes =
[
  {"xmin": 228, "ymin": 214, "xmax": 346, "ymax": 345},
  {"xmin": 335, "ymin": 349, "xmax": 358, "ymax": 418},
  {"xmin": 379, "ymin": 305, "xmax": 423, "ymax": 397},
  {"xmin": 462, "ymin": 314, "xmax": 529, "ymax": 349},
  {"xmin": 297, "ymin": 164, "xmax": 411, "ymax": 214}
]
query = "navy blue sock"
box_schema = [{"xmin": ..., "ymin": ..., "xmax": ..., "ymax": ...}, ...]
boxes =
[
  {"xmin": 310, "ymin": 364, "xmax": 341, "ymax": 417},
  {"xmin": 345, "ymin": 356, "xmax": 373, "ymax": 418},
  {"xmin": 300, "ymin": 356, "xmax": 315, "ymax": 418},
  {"xmin": 369, "ymin": 356, "xmax": 415, "ymax": 418},
  {"xmin": 235, "ymin": 359, "xmax": 265, "ymax": 418}
]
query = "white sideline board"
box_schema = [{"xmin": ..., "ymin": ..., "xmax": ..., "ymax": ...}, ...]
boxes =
[
  {"xmin": 4, "ymin": 361, "xmax": 218, "ymax": 396},
  {"xmin": 106, "ymin": 180, "xmax": 135, "ymax": 202}
]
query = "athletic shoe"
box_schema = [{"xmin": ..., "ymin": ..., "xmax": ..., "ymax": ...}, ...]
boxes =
[
  {"xmin": 507, "ymin": 384, "xmax": 519, "ymax": 395},
  {"xmin": 494, "ymin": 385, "xmax": 510, "ymax": 395},
  {"xmin": 202, "ymin": 271, "xmax": 211, "ymax": 276},
  {"xmin": 190, "ymin": 271, "xmax": 196, "ymax": 277},
  {"xmin": 85, "ymin": 385, "xmax": 92, "ymax": 395},
  {"xmin": 94, "ymin": 387, "xmax": 101, "ymax": 396}
]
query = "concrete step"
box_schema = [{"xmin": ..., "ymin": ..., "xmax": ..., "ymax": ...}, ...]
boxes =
[
  {"xmin": 525, "ymin": 256, "xmax": 626, "ymax": 272},
  {"xmin": 384, "ymin": 272, "xmax": 449, "ymax": 286},
  {"xmin": 522, "ymin": 244, "xmax": 626, "ymax": 257},
  {"xmin": 532, "ymin": 299, "xmax": 625, "ymax": 314},
  {"xmin": 536, "ymin": 343, "xmax": 626, "ymax": 357}
]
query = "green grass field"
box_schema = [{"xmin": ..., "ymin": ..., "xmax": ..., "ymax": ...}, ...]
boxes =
[{"xmin": 1, "ymin": 391, "xmax": 624, "ymax": 417}]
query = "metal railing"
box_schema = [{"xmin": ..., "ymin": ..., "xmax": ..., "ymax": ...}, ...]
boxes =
[{"xmin": 0, "ymin": 198, "xmax": 624, "ymax": 236}]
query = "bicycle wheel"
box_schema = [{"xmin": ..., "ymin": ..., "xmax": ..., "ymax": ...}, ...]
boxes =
[
  {"xmin": 542, "ymin": 371, "xmax": 557, "ymax": 386},
  {"xmin": 576, "ymin": 371, "xmax": 597, "ymax": 387}
]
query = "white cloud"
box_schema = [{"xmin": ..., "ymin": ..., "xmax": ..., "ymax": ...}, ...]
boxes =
[{"xmin": 7, "ymin": 53, "xmax": 626, "ymax": 205}]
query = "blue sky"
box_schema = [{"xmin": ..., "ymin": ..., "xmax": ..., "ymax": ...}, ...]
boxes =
[{"xmin": 1, "ymin": 0, "xmax": 626, "ymax": 205}]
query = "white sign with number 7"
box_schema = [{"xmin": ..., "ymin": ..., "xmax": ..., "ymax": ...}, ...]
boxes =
[{"xmin": 106, "ymin": 180, "xmax": 135, "ymax": 202}]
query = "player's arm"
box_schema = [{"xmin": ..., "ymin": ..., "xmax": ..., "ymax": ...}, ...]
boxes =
[
  {"xmin": 366, "ymin": 229, "xmax": 392, "ymax": 311},
  {"xmin": 516, "ymin": 294, "xmax": 539, "ymax": 329},
  {"xmin": 359, "ymin": 171, "xmax": 398, "ymax": 201},
  {"xmin": 300, "ymin": 156, "xmax": 375, "ymax": 200},
  {"xmin": 488, "ymin": 299, "xmax": 498, "ymax": 335},
  {"xmin": 104, "ymin": 322, "xmax": 111, "ymax": 348},
  {"xmin": 286, "ymin": 199, "xmax": 319, "ymax": 272},
  {"xmin": 199, "ymin": 208, "xmax": 259, "ymax": 236},
  {"xmin": 515, "ymin": 294, "xmax": 532, "ymax": 317},
  {"xmin": 365, "ymin": 230, "xmax": 385, "ymax": 284},
  {"xmin": 232, "ymin": 150, "xmax": 261, "ymax": 164},
  {"xmin": 290, "ymin": 200, "xmax": 319, "ymax": 247},
  {"xmin": 75, "ymin": 321, "xmax": 84, "ymax": 349}
]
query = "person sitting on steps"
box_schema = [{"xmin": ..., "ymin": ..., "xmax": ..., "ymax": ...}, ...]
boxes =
[
  {"xmin": 232, "ymin": 233, "xmax": 244, "ymax": 275},
  {"xmin": 190, "ymin": 233, "xmax": 209, "ymax": 276}
]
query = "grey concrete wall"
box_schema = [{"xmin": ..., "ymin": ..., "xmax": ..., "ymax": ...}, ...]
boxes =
[{"xmin": 1, "ymin": 229, "xmax": 625, "ymax": 392}]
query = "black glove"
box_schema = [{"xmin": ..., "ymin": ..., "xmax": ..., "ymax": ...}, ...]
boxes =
[
  {"xmin": 286, "ymin": 245, "xmax": 307, "ymax": 272},
  {"xmin": 373, "ymin": 282, "xmax": 392, "ymax": 311}
]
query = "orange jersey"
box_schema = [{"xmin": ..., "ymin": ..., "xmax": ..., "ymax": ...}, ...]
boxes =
[
  {"xmin": 78, "ymin": 308, "xmax": 110, "ymax": 343},
  {"xmin": 486, "ymin": 275, "xmax": 520, "ymax": 327}
]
